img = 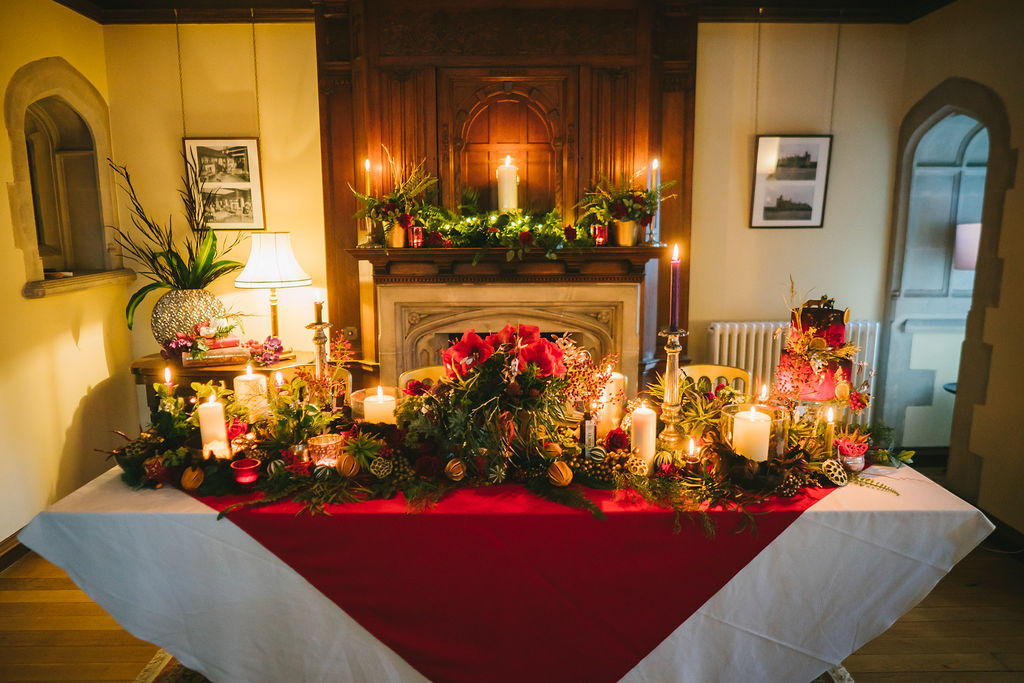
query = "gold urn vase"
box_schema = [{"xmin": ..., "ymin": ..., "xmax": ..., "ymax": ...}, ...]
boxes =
[{"xmin": 613, "ymin": 220, "xmax": 639, "ymax": 246}]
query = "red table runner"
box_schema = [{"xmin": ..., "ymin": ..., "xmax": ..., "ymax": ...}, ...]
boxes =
[{"xmin": 200, "ymin": 485, "xmax": 831, "ymax": 682}]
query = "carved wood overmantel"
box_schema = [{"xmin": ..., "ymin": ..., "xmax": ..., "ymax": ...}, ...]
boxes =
[{"xmin": 314, "ymin": 0, "xmax": 696, "ymax": 365}]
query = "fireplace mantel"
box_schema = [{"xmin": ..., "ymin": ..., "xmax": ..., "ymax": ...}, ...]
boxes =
[{"xmin": 347, "ymin": 246, "xmax": 666, "ymax": 284}]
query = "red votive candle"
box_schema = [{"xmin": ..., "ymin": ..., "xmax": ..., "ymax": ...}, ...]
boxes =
[
  {"xmin": 669, "ymin": 244, "xmax": 680, "ymax": 331},
  {"xmin": 593, "ymin": 224, "xmax": 608, "ymax": 246},
  {"xmin": 410, "ymin": 225, "xmax": 424, "ymax": 248},
  {"xmin": 231, "ymin": 458, "xmax": 260, "ymax": 485}
]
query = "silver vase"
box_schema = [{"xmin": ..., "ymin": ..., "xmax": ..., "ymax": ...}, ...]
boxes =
[{"xmin": 151, "ymin": 289, "xmax": 226, "ymax": 343}]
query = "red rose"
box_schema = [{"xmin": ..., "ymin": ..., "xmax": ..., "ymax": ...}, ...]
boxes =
[
  {"xmin": 397, "ymin": 213, "xmax": 413, "ymax": 229},
  {"xmin": 425, "ymin": 231, "xmax": 444, "ymax": 247},
  {"xmin": 402, "ymin": 378, "xmax": 431, "ymax": 396},
  {"xmin": 563, "ymin": 225, "xmax": 577, "ymax": 241},
  {"xmin": 611, "ymin": 201, "xmax": 627, "ymax": 219},
  {"xmin": 640, "ymin": 214, "xmax": 653, "ymax": 227},
  {"xmin": 518, "ymin": 230, "xmax": 534, "ymax": 246},
  {"xmin": 604, "ymin": 428, "xmax": 630, "ymax": 452},
  {"xmin": 226, "ymin": 417, "xmax": 248, "ymax": 440},
  {"xmin": 441, "ymin": 329, "xmax": 494, "ymax": 378},
  {"xmin": 517, "ymin": 338, "xmax": 566, "ymax": 378}
]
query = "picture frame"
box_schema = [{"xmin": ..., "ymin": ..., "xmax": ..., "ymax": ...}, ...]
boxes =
[
  {"xmin": 750, "ymin": 135, "xmax": 832, "ymax": 229},
  {"xmin": 183, "ymin": 138, "xmax": 265, "ymax": 230}
]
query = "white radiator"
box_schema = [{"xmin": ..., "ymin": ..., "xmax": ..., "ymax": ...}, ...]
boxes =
[{"xmin": 707, "ymin": 320, "xmax": 880, "ymax": 425}]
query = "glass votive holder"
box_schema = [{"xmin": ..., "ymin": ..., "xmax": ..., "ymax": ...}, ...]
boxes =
[
  {"xmin": 721, "ymin": 403, "xmax": 786, "ymax": 462},
  {"xmin": 592, "ymin": 224, "xmax": 608, "ymax": 246},
  {"xmin": 230, "ymin": 458, "xmax": 261, "ymax": 486},
  {"xmin": 308, "ymin": 433, "xmax": 343, "ymax": 467},
  {"xmin": 409, "ymin": 225, "xmax": 424, "ymax": 247}
]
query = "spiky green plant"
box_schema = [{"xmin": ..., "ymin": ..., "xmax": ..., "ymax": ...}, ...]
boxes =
[{"xmin": 109, "ymin": 153, "xmax": 244, "ymax": 328}]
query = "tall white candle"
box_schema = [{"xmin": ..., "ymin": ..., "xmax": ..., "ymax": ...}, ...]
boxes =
[
  {"xmin": 233, "ymin": 365, "xmax": 269, "ymax": 422},
  {"xmin": 496, "ymin": 155, "xmax": 518, "ymax": 212},
  {"xmin": 197, "ymin": 395, "xmax": 231, "ymax": 459},
  {"xmin": 364, "ymin": 385, "xmax": 396, "ymax": 424},
  {"xmin": 733, "ymin": 406, "xmax": 771, "ymax": 462},
  {"xmin": 631, "ymin": 402, "xmax": 657, "ymax": 471},
  {"xmin": 163, "ymin": 366, "xmax": 172, "ymax": 389},
  {"xmin": 596, "ymin": 369, "xmax": 626, "ymax": 437}
]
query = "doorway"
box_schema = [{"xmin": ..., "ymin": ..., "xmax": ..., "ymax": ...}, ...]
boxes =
[{"xmin": 880, "ymin": 113, "xmax": 987, "ymax": 450}]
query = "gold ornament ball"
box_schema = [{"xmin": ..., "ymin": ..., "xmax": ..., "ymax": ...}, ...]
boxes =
[
  {"xmin": 180, "ymin": 466, "xmax": 204, "ymax": 491},
  {"xmin": 336, "ymin": 453, "xmax": 360, "ymax": 478},
  {"xmin": 547, "ymin": 460, "xmax": 573, "ymax": 487},
  {"xmin": 445, "ymin": 458, "xmax": 466, "ymax": 482}
]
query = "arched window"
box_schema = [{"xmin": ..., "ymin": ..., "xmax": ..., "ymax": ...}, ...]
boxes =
[{"xmin": 5, "ymin": 57, "xmax": 129, "ymax": 297}]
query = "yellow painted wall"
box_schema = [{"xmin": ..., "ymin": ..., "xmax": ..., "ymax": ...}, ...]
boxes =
[
  {"xmin": 0, "ymin": 0, "xmax": 136, "ymax": 540},
  {"xmin": 689, "ymin": 23, "xmax": 907, "ymax": 362},
  {"xmin": 103, "ymin": 22, "xmax": 326, "ymax": 365},
  {"xmin": 904, "ymin": 0, "xmax": 1024, "ymax": 530}
]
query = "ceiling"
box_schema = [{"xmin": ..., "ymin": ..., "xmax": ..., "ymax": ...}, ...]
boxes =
[{"xmin": 56, "ymin": 0, "xmax": 956, "ymax": 25}]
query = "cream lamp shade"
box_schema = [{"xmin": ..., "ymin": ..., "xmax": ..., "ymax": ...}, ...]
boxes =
[
  {"xmin": 953, "ymin": 222, "xmax": 981, "ymax": 271},
  {"xmin": 235, "ymin": 232, "xmax": 312, "ymax": 289},
  {"xmin": 235, "ymin": 232, "xmax": 311, "ymax": 338}
]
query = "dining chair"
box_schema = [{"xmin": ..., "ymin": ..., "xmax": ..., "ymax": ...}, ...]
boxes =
[
  {"xmin": 682, "ymin": 364, "xmax": 752, "ymax": 400},
  {"xmin": 398, "ymin": 365, "xmax": 445, "ymax": 390}
]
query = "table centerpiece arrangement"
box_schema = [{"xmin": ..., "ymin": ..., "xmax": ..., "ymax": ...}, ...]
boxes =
[{"xmin": 107, "ymin": 299, "xmax": 912, "ymax": 531}]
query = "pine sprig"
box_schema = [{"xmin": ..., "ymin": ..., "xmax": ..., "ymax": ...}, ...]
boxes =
[
  {"xmin": 848, "ymin": 472, "xmax": 900, "ymax": 495},
  {"xmin": 525, "ymin": 477, "xmax": 606, "ymax": 520}
]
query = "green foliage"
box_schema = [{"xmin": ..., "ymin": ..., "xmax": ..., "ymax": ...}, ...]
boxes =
[
  {"xmin": 341, "ymin": 433, "xmax": 384, "ymax": 469},
  {"xmin": 265, "ymin": 378, "xmax": 331, "ymax": 448},
  {"xmin": 109, "ymin": 154, "xmax": 243, "ymax": 328},
  {"xmin": 577, "ymin": 174, "xmax": 675, "ymax": 224},
  {"xmin": 524, "ymin": 476, "xmax": 606, "ymax": 520}
]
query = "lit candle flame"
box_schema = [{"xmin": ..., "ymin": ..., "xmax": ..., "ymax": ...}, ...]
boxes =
[
  {"xmin": 163, "ymin": 367, "xmax": 171, "ymax": 385},
  {"xmin": 759, "ymin": 384, "xmax": 768, "ymax": 402},
  {"xmin": 377, "ymin": 385, "xmax": 384, "ymax": 399},
  {"xmin": 208, "ymin": 394, "xmax": 217, "ymax": 404},
  {"xmin": 672, "ymin": 244, "xmax": 679, "ymax": 262},
  {"xmin": 688, "ymin": 437, "xmax": 695, "ymax": 456},
  {"xmin": 652, "ymin": 158, "xmax": 659, "ymax": 170},
  {"xmin": 246, "ymin": 364, "xmax": 254, "ymax": 377},
  {"xmin": 749, "ymin": 405, "xmax": 757, "ymax": 417},
  {"xmin": 275, "ymin": 371, "xmax": 284, "ymax": 387},
  {"xmin": 364, "ymin": 158, "xmax": 370, "ymax": 172},
  {"xmin": 607, "ymin": 365, "xmax": 613, "ymax": 374},
  {"xmin": 827, "ymin": 407, "xmax": 834, "ymax": 424},
  {"xmin": 504, "ymin": 155, "xmax": 512, "ymax": 166}
]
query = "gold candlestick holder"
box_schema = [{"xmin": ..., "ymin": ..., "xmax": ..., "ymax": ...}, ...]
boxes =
[{"xmin": 657, "ymin": 327, "xmax": 690, "ymax": 463}]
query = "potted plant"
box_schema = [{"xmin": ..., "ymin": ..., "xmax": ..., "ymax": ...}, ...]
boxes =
[
  {"xmin": 351, "ymin": 150, "xmax": 437, "ymax": 248},
  {"xmin": 578, "ymin": 174, "xmax": 675, "ymax": 246},
  {"xmin": 109, "ymin": 154, "xmax": 244, "ymax": 342}
]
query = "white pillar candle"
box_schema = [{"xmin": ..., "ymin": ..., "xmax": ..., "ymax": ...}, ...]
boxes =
[
  {"xmin": 596, "ymin": 370, "xmax": 626, "ymax": 437},
  {"xmin": 197, "ymin": 395, "xmax": 231, "ymax": 459},
  {"xmin": 496, "ymin": 155, "xmax": 518, "ymax": 212},
  {"xmin": 363, "ymin": 385, "xmax": 396, "ymax": 424},
  {"xmin": 733, "ymin": 406, "xmax": 771, "ymax": 462},
  {"xmin": 233, "ymin": 365, "xmax": 269, "ymax": 422},
  {"xmin": 631, "ymin": 402, "xmax": 657, "ymax": 471}
]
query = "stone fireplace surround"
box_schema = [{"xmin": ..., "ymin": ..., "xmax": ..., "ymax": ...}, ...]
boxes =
[{"xmin": 377, "ymin": 282, "xmax": 641, "ymax": 395}]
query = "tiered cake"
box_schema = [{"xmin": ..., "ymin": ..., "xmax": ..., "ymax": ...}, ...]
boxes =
[{"xmin": 775, "ymin": 296, "xmax": 854, "ymax": 402}]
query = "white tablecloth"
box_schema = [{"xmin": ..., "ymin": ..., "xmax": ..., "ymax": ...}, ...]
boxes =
[{"xmin": 20, "ymin": 466, "xmax": 992, "ymax": 683}]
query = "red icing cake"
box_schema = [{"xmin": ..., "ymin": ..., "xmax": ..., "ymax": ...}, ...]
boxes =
[{"xmin": 775, "ymin": 297, "xmax": 853, "ymax": 402}]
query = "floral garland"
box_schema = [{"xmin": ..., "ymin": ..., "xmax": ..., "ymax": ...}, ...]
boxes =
[{"xmin": 109, "ymin": 325, "xmax": 912, "ymax": 533}]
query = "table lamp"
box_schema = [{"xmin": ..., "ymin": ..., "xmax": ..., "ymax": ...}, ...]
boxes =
[{"xmin": 235, "ymin": 232, "xmax": 311, "ymax": 338}]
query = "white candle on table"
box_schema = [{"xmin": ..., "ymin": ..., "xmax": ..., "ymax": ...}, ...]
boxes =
[
  {"xmin": 733, "ymin": 406, "xmax": 771, "ymax": 462},
  {"xmin": 233, "ymin": 365, "xmax": 269, "ymax": 422},
  {"xmin": 631, "ymin": 401, "xmax": 657, "ymax": 471},
  {"xmin": 597, "ymin": 369, "xmax": 626, "ymax": 437},
  {"xmin": 197, "ymin": 395, "xmax": 231, "ymax": 459},
  {"xmin": 163, "ymin": 366, "xmax": 172, "ymax": 389},
  {"xmin": 364, "ymin": 385, "xmax": 396, "ymax": 424},
  {"xmin": 496, "ymin": 155, "xmax": 518, "ymax": 212}
]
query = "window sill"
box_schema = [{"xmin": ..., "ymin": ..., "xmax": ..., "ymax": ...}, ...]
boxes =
[{"xmin": 23, "ymin": 268, "xmax": 136, "ymax": 299}]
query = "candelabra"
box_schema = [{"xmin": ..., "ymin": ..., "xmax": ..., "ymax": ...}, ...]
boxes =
[
  {"xmin": 306, "ymin": 319, "xmax": 332, "ymax": 381},
  {"xmin": 657, "ymin": 327, "xmax": 691, "ymax": 463}
]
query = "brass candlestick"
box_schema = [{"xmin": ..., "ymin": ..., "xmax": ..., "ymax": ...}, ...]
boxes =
[
  {"xmin": 306, "ymin": 320, "xmax": 332, "ymax": 381},
  {"xmin": 657, "ymin": 327, "xmax": 690, "ymax": 462}
]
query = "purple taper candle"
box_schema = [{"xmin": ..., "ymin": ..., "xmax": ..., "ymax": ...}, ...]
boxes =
[{"xmin": 669, "ymin": 244, "xmax": 680, "ymax": 331}]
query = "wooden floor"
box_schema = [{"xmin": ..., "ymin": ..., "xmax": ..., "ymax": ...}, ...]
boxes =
[{"xmin": 0, "ymin": 547, "xmax": 1021, "ymax": 682}]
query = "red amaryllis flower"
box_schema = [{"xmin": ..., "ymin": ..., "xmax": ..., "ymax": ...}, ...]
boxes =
[
  {"xmin": 518, "ymin": 230, "xmax": 534, "ymax": 246},
  {"xmin": 484, "ymin": 323, "xmax": 540, "ymax": 349},
  {"xmin": 441, "ymin": 329, "xmax": 494, "ymax": 378},
  {"xmin": 563, "ymin": 225, "xmax": 577, "ymax": 241},
  {"xmin": 517, "ymin": 338, "xmax": 566, "ymax": 378},
  {"xmin": 604, "ymin": 427, "xmax": 630, "ymax": 452},
  {"xmin": 611, "ymin": 201, "xmax": 627, "ymax": 219},
  {"xmin": 517, "ymin": 324, "xmax": 541, "ymax": 344},
  {"xmin": 425, "ymin": 231, "xmax": 444, "ymax": 247},
  {"xmin": 402, "ymin": 378, "xmax": 431, "ymax": 396},
  {"xmin": 397, "ymin": 212, "xmax": 413, "ymax": 229}
]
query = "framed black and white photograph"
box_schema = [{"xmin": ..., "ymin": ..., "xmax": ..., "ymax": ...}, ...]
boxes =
[
  {"xmin": 184, "ymin": 138, "xmax": 265, "ymax": 230},
  {"xmin": 750, "ymin": 135, "xmax": 832, "ymax": 228}
]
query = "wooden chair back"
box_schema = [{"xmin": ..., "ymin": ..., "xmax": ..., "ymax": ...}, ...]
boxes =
[
  {"xmin": 398, "ymin": 365, "xmax": 446, "ymax": 390},
  {"xmin": 682, "ymin": 364, "xmax": 752, "ymax": 400}
]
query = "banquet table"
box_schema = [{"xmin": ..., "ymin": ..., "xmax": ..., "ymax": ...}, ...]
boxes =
[{"xmin": 20, "ymin": 466, "xmax": 991, "ymax": 683}]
